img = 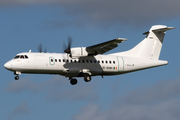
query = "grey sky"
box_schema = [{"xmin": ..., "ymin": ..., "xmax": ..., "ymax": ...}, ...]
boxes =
[
  {"xmin": 8, "ymin": 102, "xmax": 30, "ymax": 120},
  {"xmin": 6, "ymin": 76, "xmax": 180, "ymax": 120},
  {"xmin": 73, "ymin": 78, "xmax": 180, "ymax": 120},
  {"xmin": 1, "ymin": 0, "xmax": 180, "ymax": 27},
  {"xmin": 5, "ymin": 76, "xmax": 99, "ymax": 102}
]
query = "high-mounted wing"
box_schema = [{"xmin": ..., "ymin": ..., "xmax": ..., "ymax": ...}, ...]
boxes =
[{"xmin": 86, "ymin": 38, "xmax": 127, "ymax": 55}]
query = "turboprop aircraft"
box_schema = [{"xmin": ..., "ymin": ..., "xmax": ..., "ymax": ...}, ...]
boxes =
[{"xmin": 4, "ymin": 25, "xmax": 174, "ymax": 85}]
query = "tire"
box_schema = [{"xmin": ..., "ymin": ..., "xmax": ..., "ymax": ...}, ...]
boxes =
[
  {"xmin": 15, "ymin": 76, "xmax": 19, "ymax": 80},
  {"xmin": 70, "ymin": 79, "xmax": 78, "ymax": 85},
  {"xmin": 84, "ymin": 75, "xmax": 91, "ymax": 82}
]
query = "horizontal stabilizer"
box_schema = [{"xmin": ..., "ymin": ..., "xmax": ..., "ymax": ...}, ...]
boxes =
[
  {"xmin": 143, "ymin": 25, "xmax": 175, "ymax": 35},
  {"xmin": 152, "ymin": 27, "xmax": 175, "ymax": 32}
]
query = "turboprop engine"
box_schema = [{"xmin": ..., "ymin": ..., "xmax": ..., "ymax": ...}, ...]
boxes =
[{"xmin": 70, "ymin": 47, "xmax": 89, "ymax": 59}]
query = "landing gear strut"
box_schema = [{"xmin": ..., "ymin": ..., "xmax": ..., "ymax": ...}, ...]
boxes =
[
  {"xmin": 70, "ymin": 78, "xmax": 78, "ymax": 85},
  {"xmin": 14, "ymin": 71, "xmax": 21, "ymax": 80}
]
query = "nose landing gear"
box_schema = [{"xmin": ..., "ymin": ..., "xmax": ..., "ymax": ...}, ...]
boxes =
[
  {"xmin": 14, "ymin": 71, "xmax": 21, "ymax": 80},
  {"xmin": 15, "ymin": 75, "xmax": 19, "ymax": 80}
]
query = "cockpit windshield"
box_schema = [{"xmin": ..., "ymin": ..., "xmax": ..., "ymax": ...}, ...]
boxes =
[
  {"xmin": 14, "ymin": 55, "xmax": 20, "ymax": 59},
  {"xmin": 14, "ymin": 55, "xmax": 29, "ymax": 59}
]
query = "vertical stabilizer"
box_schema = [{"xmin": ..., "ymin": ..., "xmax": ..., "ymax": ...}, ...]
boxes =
[{"xmin": 112, "ymin": 25, "xmax": 175, "ymax": 60}]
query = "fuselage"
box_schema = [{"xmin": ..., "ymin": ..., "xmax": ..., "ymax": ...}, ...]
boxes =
[
  {"xmin": 4, "ymin": 52, "xmax": 168, "ymax": 78},
  {"xmin": 4, "ymin": 52, "xmax": 123, "ymax": 77}
]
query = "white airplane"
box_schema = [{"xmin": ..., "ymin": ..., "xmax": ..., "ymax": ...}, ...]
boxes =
[{"xmin": 4, "ymin": 25, "xmax": 174, "ymax": 85}]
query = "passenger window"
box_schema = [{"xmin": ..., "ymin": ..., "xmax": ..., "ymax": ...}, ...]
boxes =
[
  {"xmin": 102, "ymin": 60, "xmax": 104, "ymax": 63},
  {"xmin": 106, "ymin": 61, "xmax": 108, "ymax": 64},
  {"xmin": 86, "ymin": 60, "xmax": 89, "ymax": 63},
  {"xmin": 63, "ymin": 59, "xmax": 65, "ymax": 62},
  {"xmin": 51, "ymin": 59, "xmax": 53, "ymax": 62},
  {"xmin": 82, "ymin": 60, "xmax": 85, "ymax": 63},
  {"xmin": 98, "ymin": 60, "xmax": 100, "ymax": 63},
  {"xmin": 94, "ymin": 60, "xmax": 96, "ymax": 63},
  {"xmin": 66, "ymin": 60, "xmax": 69, "ymax": 63},
  {"xmin": 109, "ymin": 61, "xmax": 111, "ymax": 64},
  {"xmin": 71, "ymin": 60, "xmax": 73, "ymax": 62},
  {"xmin": 59, "ymin": 59, "xmax": 61, "ymax": 62},
  {"xmin": 90, "ymin": 60, "xmax": 92, "ymax": 63},
  {"xmin": 78, "ymin": 60, "xmax": 81, "ymax": 63},
  {"xmin": 113, "ymin": 61, "xmax": 115, "ymax": 64},
  {"xmin": 55, "ymin": 59, "xmax": 57, "ymax": 62},
  {"xmin": 74, "ymin": 60, "xmax": 77, "ymax": 63}
]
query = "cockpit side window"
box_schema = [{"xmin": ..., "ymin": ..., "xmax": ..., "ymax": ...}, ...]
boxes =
[
  {"xmin": 14, "ymin": 55, "xmax": 29, "ymax": 59},
  {"xmin": 14, "ymin": 55, "xmax": 20, "ymax": 59},
  {"xmin": 25, "ymin": 55, "xmax": 28, "ymax": 59}
]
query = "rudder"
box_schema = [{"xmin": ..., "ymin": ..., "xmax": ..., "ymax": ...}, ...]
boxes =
[{"xmin": 141, "ymin": 25, "xmax": 174, "ymax": 60}]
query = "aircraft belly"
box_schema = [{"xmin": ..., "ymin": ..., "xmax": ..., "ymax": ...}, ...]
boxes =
[{"xmin": 60, "ymin": 65, "xmax": 103, "ymax": 77}]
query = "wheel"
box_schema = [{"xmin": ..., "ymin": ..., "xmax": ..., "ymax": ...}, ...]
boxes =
[
  {"xmin": 84, "ymin": 75, "xmax": 91, "ymax": 82},
  {"xmin": 70, "ymin": 79, "xmax": 78, "ymax": 85},
  {"xmin": 15, "ymin": 76, "xmax": 19, "ymax": 80}
]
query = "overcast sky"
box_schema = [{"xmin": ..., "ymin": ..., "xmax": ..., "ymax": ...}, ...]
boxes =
[{"xmin": 1, "ymin": 0, "xmax": 180, "ymax": 28}]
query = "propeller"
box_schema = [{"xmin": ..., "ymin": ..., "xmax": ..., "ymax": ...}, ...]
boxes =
[
  {"xmin": 38, "ymin": 43, "xmax": 47, "ymax": 53},
  {"xmin": 64, "ymin": 36, "xmax": 72, "ymax": 55}
]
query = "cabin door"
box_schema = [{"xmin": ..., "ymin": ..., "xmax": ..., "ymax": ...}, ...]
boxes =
[{"xmin": 117, "ymin": 56, "xmax": 124, "ymax": 71}]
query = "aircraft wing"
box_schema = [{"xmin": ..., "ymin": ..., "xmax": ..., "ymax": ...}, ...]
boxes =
[{"xmin": 86, "ymin": 38, "xmax": 127, "ymax": 55}]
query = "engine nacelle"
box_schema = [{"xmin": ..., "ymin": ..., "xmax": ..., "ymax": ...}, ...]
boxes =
[{"xmin": 71, "ymin": 47, "xmax": 88, "ymax": 59}]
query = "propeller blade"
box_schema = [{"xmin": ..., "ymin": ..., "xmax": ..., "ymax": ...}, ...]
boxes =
[
  {"xmin": 38, "ymin": 43, "xmax": 47, "ymax": 53},
  {"xmin": 68, "ymin": 36, "xmax": 72, "ymax": 49},
  {"xmin": 64, "ymin": 36, "xmax": 72, "ymax": 54},
  {"xmin": 44, "ymin": 47, "xmax": 47, "ymax": 53},
  {"xmin": 38, "ymin": 43, "xmax": 43, "ymax": 53}
]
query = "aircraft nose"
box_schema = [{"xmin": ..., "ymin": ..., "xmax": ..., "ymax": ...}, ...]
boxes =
[{"xmin": 4, "ymin": 61, "xmax": 11, "ymax": 70}]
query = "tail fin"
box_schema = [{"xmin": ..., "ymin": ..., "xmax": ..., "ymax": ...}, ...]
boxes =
[{"xmin": 112, "ymin": 25, "xmax": 175, "ymax": 60}]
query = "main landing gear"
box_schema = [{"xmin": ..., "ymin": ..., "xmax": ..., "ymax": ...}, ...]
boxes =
[
  {"xmin": 14, "ymin": 71, "xmax": 21, "ymax": 80},
  {"xmin": 84, "ymin": 74, "xmax": 91, "ymax": 82},
  {"xmin": 69, "ymin": 74, "xmax": 92, "ymax": 85},
  {"xmin": 70, "ymin": 78, "xmax": 78, "ymax": 85}
]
